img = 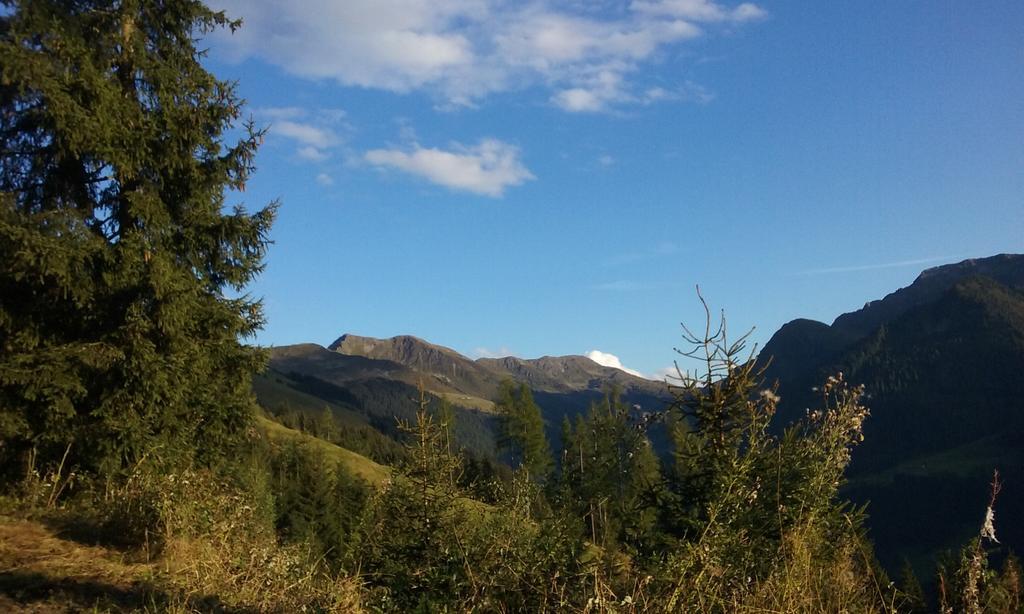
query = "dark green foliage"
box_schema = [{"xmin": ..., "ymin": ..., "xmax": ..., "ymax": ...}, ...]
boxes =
[
  {"xmin": 760, "ymin": 262, "xmax": 1024, "ymax": 570},
  {"xmin": 558, "ymin": 387, "xmax": 663, "ymax": 556},
  {"xmin": 358, "ymin": 391, "xmax": 469, "ymax": 609},
  {"xmin": 495, "ymin": 379, "xmax": 553, "ymax": 481},
  {"xmin": 268, "ymin": 439, "xmax": 369, "ymax": 570},
  {"xmin": 657, "ymin": 297, "xmax": 879, "ymax": 610},
  {"xmin": 0, "ymin": 0, "xmax": 274, "ymax": 480},
  {"xmin": 261, "ymin": 391, "xmax": 409, "ymax": 467},
  {"xmin": 898, "ymin": 558, "xmax": 928, "ymax": 613},
  {"xmin": 989, "ymin": 555, "xmax": 1023, "ymax": 614},
  {"xmin": 356, "ymin": 390, "xmax": 590, "ymax": 612}
]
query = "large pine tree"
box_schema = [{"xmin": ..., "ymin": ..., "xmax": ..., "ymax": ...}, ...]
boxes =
[{"xmin": 0, "ymin": 0, "xmax": 275, "ymax": 478}]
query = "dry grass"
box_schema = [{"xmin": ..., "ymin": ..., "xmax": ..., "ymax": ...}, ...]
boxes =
[
  {"xmin": 0, "ymin": 515, "xmax": 164, "ymax": 612},
  {"xmin": 162, "ymin": 535, "xmax": 363, "ymax": 613},
  {"xmin": 732, "ymin": 525, "xmax": 899, "ymax": 614},
  {"xmin": 0, "ymin": 463, "xmax": 366, "ymax": 613}
]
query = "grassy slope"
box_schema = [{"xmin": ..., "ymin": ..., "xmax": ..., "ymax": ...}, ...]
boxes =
[
  {"xmin": 256, "ymin": 415, "xmax": 391, "ymax": 485},
  {"xmin": 436, "ymin": 391, "xmax": 495, "ymax": 413},
  {"xmin": 256, "ymin": 368, "xmax": 500, "ymax": 460}
]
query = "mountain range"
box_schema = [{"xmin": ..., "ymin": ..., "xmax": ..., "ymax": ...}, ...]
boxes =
[
  {"xmin": 257, "ymin": 332, "xmax": 671, "ymax": 459},
  {"xmin": 253, "ymin": 252, "xmax": 1024, "ymax": 575}
]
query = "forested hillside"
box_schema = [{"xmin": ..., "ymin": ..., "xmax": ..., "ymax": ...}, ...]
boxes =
[
  {"xmin": 1, "ymin": 1, "xmax": 1021, "ymax": 612},
  {"xmin": 759, "ymin": 256, "xmax": 1024, "ymax": 572}
]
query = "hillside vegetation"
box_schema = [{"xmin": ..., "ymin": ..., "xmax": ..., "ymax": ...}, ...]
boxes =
[
  {"xmin": 759, "ymin": 256, "xmax": 1024, "ymax": 572},
  {"xmin": 2, "ymin": 1, "xmax": 1022, "ymax": 612}
]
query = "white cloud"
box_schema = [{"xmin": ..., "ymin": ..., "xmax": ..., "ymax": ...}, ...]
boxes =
[
  {"xmin": 598, "ymin": 154, "xmax": 615, "ymax": 167},
  {"xmin": 315, "ymin": 172, "xmax": 334, "ymax": 186},
  {"xmin": 643, "ymin": 81, "xmax": 715, "ymax": 104},
  {"xmin": 258, "ymin": 107, "xmax": 347, "ymax": 160},
  {"xmin": 553, "ymin": 72, "xmax": 628, "ymax": 112},
  {"xmin": 551, "ymin": 70, "xmax": 714, "ymax": 113},
  {"xmin": 553, "ymin": 87, "xmax": 606, "ymax": 112},
  {"xmin": 586, "ymin": 350, "xmax": 646, "ymax": 378},
  {"xmin": 495, "ymin": 10, "xmax": 700, "ymax": 69},
  {"xmin": 210, "ymin": 0, "xmax": 764, "ymax": 112},
  {"xmin": 364, "ymin": 138, "xmax": 534, "ymax": 197},
  {"xmin": 631, "ymin": 0, "xmax": 767, "ymax": 22},
  {"xmin": 274, "ymin": 120, "xmax": 337, "ymax": 149},
  {"xmin": 298, "ymin": 146, "xmax": 329, "ymax": 161}
]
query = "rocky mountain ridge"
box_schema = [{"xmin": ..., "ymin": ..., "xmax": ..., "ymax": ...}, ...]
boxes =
[{"xmin": 325, "ymin": 333, "xmax": 667, "ymax": 400}]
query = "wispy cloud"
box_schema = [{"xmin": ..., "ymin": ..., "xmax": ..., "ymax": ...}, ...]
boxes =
[
  {"xmin": 298, "ymin": 146, "xmax": 330, "ymax": 162},
  {"xmin": 586, "ymin": 350, "xmax": 646, "ymax": 378},
  {"xmin": 211, "ymin": 0, "xmax": 764, "ymax": 113},
  {"xmin": 258, "ymin": 107, "xmax": 348, "ymax": 161},
  {"xmin": 795, "ymin": 256, "xmax": 958, "ymax": 276},
  {"xmin": 274, "ymin": 121, "xmax": 337, "ymax": 149},
  {"xmin": 364, "ymin": 138, "xmax": 534, "ymax": 197},
  {"xmin": 631, "ymin": 0, "xmax": 767, "ymax": 22}
]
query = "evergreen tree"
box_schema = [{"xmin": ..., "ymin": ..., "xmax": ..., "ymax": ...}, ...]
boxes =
[
  {"xmin": 324, "ymin": 458, "xmax": 369, "ymax": 571},
  {"xmin": 898, "ymin": 558, "xmax": 928, "ymax": 613},
  {"xmin": 271, "ymin": 440, "xmax": 329, "ymax": 545},
  {"xmin": 495, "ymin": 380, "xmax": 553, "ymax": 481},
  {"xmin": 359, "ymin": 389, "xmax": 469, "ymax": 609},
  {"xmin": 268, "ymin": 440, "xmax": 369, "ymax": 570},
  {"xmin": 557, "ymin": 388, "xmax": 661, "ymax": 554},
  {"xmin": 662, "ymin": 295, "xmax": 873, "ymax": 608},
  {"xmin": 316, "ymin": 406, "xmax": 337, "ymax": 442},
  {"xmin": 0, "ymin": 0, "xmax": 274, "ymax": 478}
]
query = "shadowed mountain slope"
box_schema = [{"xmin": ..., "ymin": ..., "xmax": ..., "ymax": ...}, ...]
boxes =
[{"xmin": 756, "ymin": 255, "xmax": 1024, "ymax": 572}]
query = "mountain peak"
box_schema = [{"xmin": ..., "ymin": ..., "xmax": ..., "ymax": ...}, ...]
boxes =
[
  {"xmin": 324, "ymin": 332, "xmax": 666, "ymax": 398},
  {"xmin": 330, "ymin": 333, "xmax": 449, "ymax": 354},
  {"xmin": 831, "ymin": 254, "xmax": 1024, "ymax": 338},
  {"xmin": 917, "ymin": 253, "xmax": 1023, "ymax": 282},
  {"xmin": 328, "ymin": 333, "xmax": 502, "ymax": 399}
]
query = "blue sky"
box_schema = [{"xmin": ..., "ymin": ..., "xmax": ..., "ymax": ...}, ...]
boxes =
[{"xmin": 206, "ymin": 0, "xmax": 1023, "ymax": 379}]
